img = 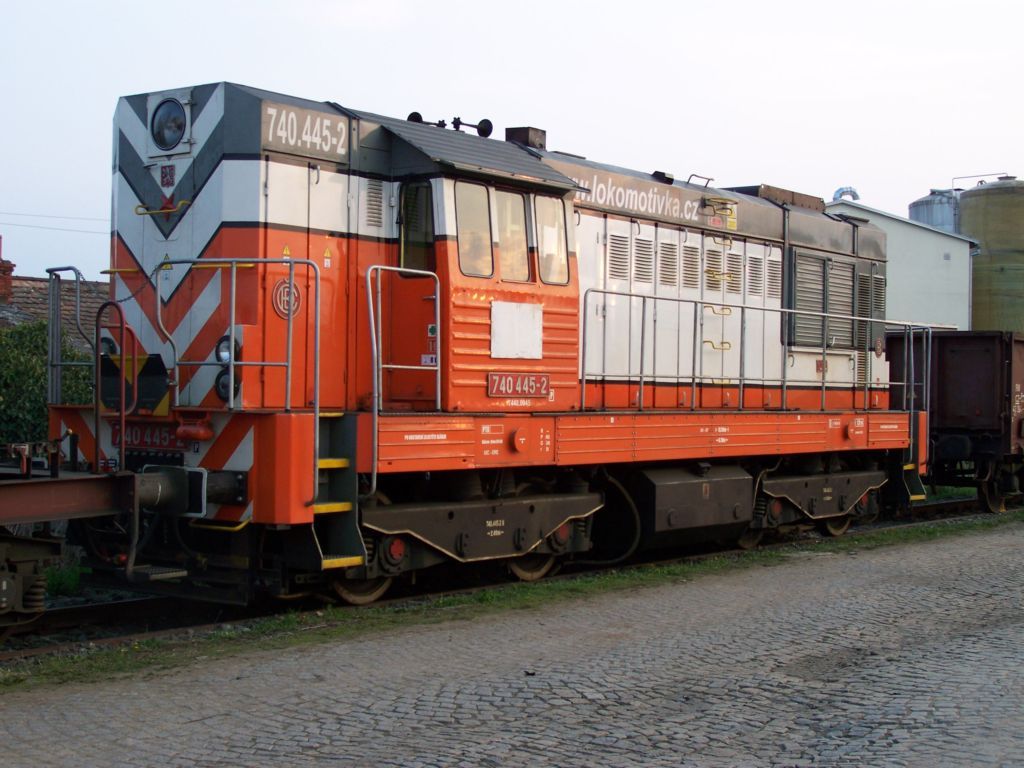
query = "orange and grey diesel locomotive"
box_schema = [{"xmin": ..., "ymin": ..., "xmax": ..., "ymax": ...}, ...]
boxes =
[{"xmin": 10, "ymin": 81, "xmax": 930, "ymax": 611}]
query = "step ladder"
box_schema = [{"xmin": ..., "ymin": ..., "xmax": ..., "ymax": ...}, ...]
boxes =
[
  {"xmin": 312, "ymin": 413, "xmax": 366, "ymax": 570},
  {"xmin": 130, "ymin": 564, "xmax": 189, "ymax": 582},
  {"xmin": 903, "ymin": 462, "xmax": 927, "ymax": 503}
]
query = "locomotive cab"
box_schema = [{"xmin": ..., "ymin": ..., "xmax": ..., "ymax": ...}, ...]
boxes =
[{"xmin": 383, "ymin": 177, "xmax": 580, "ymax": 413}]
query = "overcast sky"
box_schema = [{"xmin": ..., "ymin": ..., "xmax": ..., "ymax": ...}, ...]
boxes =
[{"xmin": 1, "ymin": 0, "xmax": 1018, "ymax": 280}]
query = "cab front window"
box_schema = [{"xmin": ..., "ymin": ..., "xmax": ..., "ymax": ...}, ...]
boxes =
[
  {"xmin": 455, "ymin": 182, "xmax": 493, "ymax": 277},
  {"xmin": 496, "ymin": 190, "xmax": 530, "ymax": 281}
]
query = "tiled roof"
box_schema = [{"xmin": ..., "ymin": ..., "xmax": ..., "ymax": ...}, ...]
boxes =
[{"xmin": 0, "ymin": 277, "xmax": 111, "ymax": 347}]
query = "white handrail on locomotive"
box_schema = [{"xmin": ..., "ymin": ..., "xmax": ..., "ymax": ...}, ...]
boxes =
[
  {"xmin": 580, "ymin": 286, "xmax": 936, "ymax": 414},
  {"xmin": 364, "ymin": 265, "xmax": 442, "ymax": 500},
  {"xmin": 151, "ymin": 257, "xmax": 322, "ymax": 506},
  {"xmin": 45, "ymin": 266, "xmax": 96, "ymax": 406}
]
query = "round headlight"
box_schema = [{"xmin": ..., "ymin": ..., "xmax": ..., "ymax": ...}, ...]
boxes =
[
  {"xmin": 215, "ymin": 336, "xmax": 236, "ymax": 364},
  {"xmin": 151, "ymin": 99, "xmax": 186, "ymax": 151},
  {"xmin": 215, "ymin": 368, "xmax": 239, "ymax": 401}
]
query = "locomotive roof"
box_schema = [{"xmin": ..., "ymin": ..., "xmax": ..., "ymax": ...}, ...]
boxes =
[
  {"xmin": 222, "ymin": 83, "xmax": 577, "ymax": 192},
  {"xmin": 350, "ymin": 109, "xmax": 580, "ymax": 193}
]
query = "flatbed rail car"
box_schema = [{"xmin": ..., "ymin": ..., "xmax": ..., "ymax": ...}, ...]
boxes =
[{"xmin": 0, "ymin": 82, "xmax": 931, "ymax": 617}]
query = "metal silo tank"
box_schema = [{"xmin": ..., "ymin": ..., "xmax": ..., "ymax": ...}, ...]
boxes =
[
  {"xmin": 909, "ymin": 188, "xmax": 960, "ymax": 234},
  {"xmin": 960, "ymin": 176, "xmax": 1024, "ymax": 332}
]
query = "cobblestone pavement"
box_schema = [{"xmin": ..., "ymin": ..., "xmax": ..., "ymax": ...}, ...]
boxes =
[{"xmin": 4, "ymin": 524, "xmax": 1023, "ymax": 767}]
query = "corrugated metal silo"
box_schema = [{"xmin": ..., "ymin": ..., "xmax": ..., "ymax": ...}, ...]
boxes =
[
  {"xmin": 908, "ymin": 189, "xmax": 960, "ymax": 234},
  {"xmin": 960, "ymin": 176, "xmax": 1024, "ymax": 332}
]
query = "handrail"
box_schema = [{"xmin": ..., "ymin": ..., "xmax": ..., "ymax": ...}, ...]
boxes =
[
  {"xmin": 364, "ymin": 265, "xmax": 441, "ymax": 499},
  {"xmin": 580, "ymin": 287, "xmax": 934, "ymax": 415},
  {"xmin": 45, "ymin": 266, "xmax": 97, "ymax": 405},
  {"xmin": 93, "ymin": 301, "xmax": 130, "ymax": 473},
  {"xmin": 151, "ymin": 257, "xmax": 321, "ymax": 505},
  {"xmin": 134, "ymin": 200, "xmax": 191, "ymax": 217}
]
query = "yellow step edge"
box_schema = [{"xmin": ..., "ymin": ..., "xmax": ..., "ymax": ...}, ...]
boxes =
[
  {"xmin": 320, "ymin": 411, "xmax": 345, "ymax": 418},
  {"xmin": 323, "ymin": 555, "xmax": 365, "ymax": 569},
  {"xmin": 313, "ymin": 501, "xmax": 353, "ymax": 514},
  {"xmin": 910, "ymin": 494, "xmax": 927, "ymax": 501},
  {"xmin": 318, "ymin": 458, "xmax": 350, "ymax": 469},
  {"xmin": 903, "ymin": 464, "xmax": 917, "ymax": 470}
]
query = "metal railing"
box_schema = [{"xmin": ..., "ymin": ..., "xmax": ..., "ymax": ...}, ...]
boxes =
[
  {"xmin": 580, "ymin": 288, "xmax": 932, "ymax": 414},
  {"xmin": 153, "ymin": 257, "xmax": 322, "ymax": 504},
  {"xmin": 46, "ymin": 266, "xmax": 97, "ymax": 405},
  {"xmin": 364, "ymin": 265, "xmax": 441, "ymax": 497},
  {"xmin": 93, "ymin": 301, "xmax": 138, "ymax": 473},
  {"xmin": 154, "ymin": 258, "xmax": 319, "ymax": 413}
]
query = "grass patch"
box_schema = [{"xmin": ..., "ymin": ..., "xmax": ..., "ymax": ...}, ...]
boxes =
[
  {"xmin": 45, "ymin": 564, "xmax": 83, "ymax": 597},
  {"xmin": 3, "ymin": 509, "xmax": 1022, "ymax": 692},
  {"xmin": 922, "ymin": 485, "xmax": 979, "ymax": 501}
]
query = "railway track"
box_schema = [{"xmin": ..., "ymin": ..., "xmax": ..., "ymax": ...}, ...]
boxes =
[{"xmin": 0, "ymin": 496, "xmax": 1010, "ymax": 666}]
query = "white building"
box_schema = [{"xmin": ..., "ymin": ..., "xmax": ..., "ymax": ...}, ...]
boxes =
[{"xmin": 825, "ymin": 200, "xmax": 974, "ymax": 330}]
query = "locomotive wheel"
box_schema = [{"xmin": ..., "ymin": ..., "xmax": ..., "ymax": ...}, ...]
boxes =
[
  {"xmin": 818, "ymin": 514, "xmax": 852, "ymax": 537},
  {"xmin": 506, "ymin": 478, "xmax": 558, "ymax": 581},
  {"xmin": 331, "ymin": 576, "xmax": 393, "ymax": 606},
  {"xmin": 507, "ymin": 553, "xmax": 557, "ymax": 582},
  {"xmin": 853, "ymin": 495, "xmax": 880, "ymax": 525},
  {"xmin": 736, "ymin": 526, "xmax": 764, "ymax": 550},
  {"xmin": 980, "ymin": 482, "xmax": 1007, "ymax": 514}
]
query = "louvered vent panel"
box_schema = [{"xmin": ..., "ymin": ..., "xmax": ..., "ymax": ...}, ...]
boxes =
[
  {"xmin": 767, "ymin": 259, "xmax": 783, "ymax": 300},
  {"xmin": 608, "ymin": 234, "xmax": 630, "ymax": 281},
  {"xmin": 705, "ymin": 249, "xmax": 723, "ymax": 292},
  {"xmin": 747, "ymin": 256, "xmax": 764, "ymax": 296},
  {"xmin": 872, "ymin": 274, "xmax": 886, "ymax": 318},
  {"xmin": 658, "ymin": 242, "xmax": 679, "ymax": 287},
  {"xmin": 633, "ymin": 238, "xmax": 655, "ymax": 283},
  {"xmin": 725, "ymin": 252, "xmax": 743, "ymax": 294},
  {"xmin": 855, "ymin": 350, "xmax": 869, "ymax": 385},
  {"xmin": 364, "ymin": 179, "xmax": 384, "ymax": 228},
  {"xmin": 793, "ymin": 256, "xmax": 825, "ymax": 346},
  {"xmin": 682, "ymin": 245, "xmax": 701, "ymax": 289},
  {"xmin": 827, "ymin": 262, "xmax": 855, "ymax": 348},
  {"xmin": 855, "ymin": 273, "xmax": 887, "ymax": 348}
]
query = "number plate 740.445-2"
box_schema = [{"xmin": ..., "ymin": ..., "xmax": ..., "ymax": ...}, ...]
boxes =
[{"xmin": 486, "ymin": 373, "xmax": 550, "ymax": 398}]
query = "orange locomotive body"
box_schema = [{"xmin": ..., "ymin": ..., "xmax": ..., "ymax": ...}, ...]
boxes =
[{"xmin": 35, "ymin": 83, "xmax": 929, "ymax": 604}]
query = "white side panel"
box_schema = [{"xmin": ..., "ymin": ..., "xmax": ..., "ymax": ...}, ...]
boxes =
[
  {"xmin": 603, "ymin": 219, "xmax": 632, "ymax": 378},
  {"xmin": 309, "ymin": 170, "xmax": 350, "ymax": 234},
  {"xmin": 577, "ymin": 213, "xmax": 605, "ymax": 379},
  {"xmin": 633, "ymin": 223, "xmax": 656, "ymax": 378},
  {"xmin": 491, "ymin": 302, "xmax": 543, "ymax": 359},
  {"xmin": 675, "ymin": 230, "xmax": 702, "ymax": 382},
  {"xmin": 700, "ymin": 236, "xmax": 726, "ymax": 382},
  {"xmin": 743, "ymin": 242, "xmax": 767, "ymax": 388},
  {"xmin": 789, "ymin": 349, "xmax": 857, "ymax": 388},
  {"xmin": 262, "ymin": 162, "xmax": 316, "ymax": 230},
  {"xmin": 721, "ymin": 240, "xmax": 744, "ymax": 382},
  {"xmin": 653, "ymin": 228, "xmax": 680, "ymax": 380}
]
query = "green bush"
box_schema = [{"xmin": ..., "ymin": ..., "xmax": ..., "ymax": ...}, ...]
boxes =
[{"xmin": 0, "ymin": 321, "xmax": 92, "ymax": 444}]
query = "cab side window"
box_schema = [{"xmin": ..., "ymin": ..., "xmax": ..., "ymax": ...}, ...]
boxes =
[
  {"xmin": 535, "ymin": 196, "xmax": 569, "ymax": 284},
  {"xmin": 455, "ymin": 182, "xmax": 493, "ymax": 277},
  {"xmin": 496, "ymin": 190, "xmax": 530, "ymax": 281},
  {"xmin": 400, "ymin": 182, "xmax": 435, "ymax": 271}
]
